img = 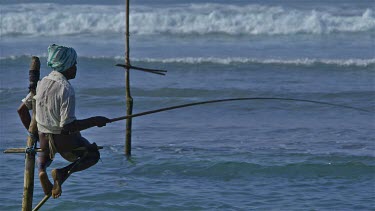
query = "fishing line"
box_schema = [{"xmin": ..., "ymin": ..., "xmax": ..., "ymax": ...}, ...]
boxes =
[{"xmin": 109, "ymin": 97, "xmax": 370, "ymax": 123}]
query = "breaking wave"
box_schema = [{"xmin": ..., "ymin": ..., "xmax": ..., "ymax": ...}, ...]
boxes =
[
  {"xmin": 2, "ymin": 55, "xmax": 374, "ymax": 69},
  {"xmin": 1, "ymin": 3, "xmax": 374, "ymax": 37},
  {"xmin": 135, "ymin": 57, "xmax": 375, "ymax": 67}
]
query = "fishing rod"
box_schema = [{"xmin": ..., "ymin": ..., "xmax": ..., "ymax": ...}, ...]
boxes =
[{"xmin": 109, "ymin": 97, "xmax": 370, "ymax": 123}]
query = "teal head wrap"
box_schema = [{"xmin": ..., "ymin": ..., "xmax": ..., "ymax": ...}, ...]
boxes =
[{"xmin": 47, "ymin": 44, "xmax": 77, "ymax": 72}]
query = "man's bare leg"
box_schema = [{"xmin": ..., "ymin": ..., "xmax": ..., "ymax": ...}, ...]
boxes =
[
  {"xmin": 50, "ymin": 150, "xmax": 99, "ymax": 199},
  {"xmin": 50, "ymin": 134, "xmax": 100, "ymax": 199},
  {"xmin": 39, "ymin": 171, "xmax": 53, "ymax": 195},
  {"xmin": 38, "ymin": 133, "xmax": 53, "ymax": 195},
  {"xmin": 51, "ymin": 168, "xmax": 68, "ymax": 199}
]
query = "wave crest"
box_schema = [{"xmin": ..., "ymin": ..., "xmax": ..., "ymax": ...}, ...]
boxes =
[
  {"xmin": 136, "ymin": 57, "xmax": 375, "ymax": 67},
  {"xmin": 1, "ymin": 3, "xmax": 374, "ymax": 37},
  {"xmin": 1, "ymin": 55, "xmax": 374, "ymax": 68}
]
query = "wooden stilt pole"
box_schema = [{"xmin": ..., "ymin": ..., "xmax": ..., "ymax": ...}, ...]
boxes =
[
  {"xmin": 124, "ymin": 0, "xmax": 133, "ymax": 157},
  {"xmin": 115, "ymin": 0, "xmax": 166, "ymax": 156},
  {"xmin": 22, "ymin": 57, "xmax": 40, "ymax": 211}
]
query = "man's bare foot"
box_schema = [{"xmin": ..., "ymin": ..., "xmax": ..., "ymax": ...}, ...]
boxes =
[
  {"xmin": 51, "ymin": 169, "xmax": 66, "ymax": 199},
  {"xmin": 39, "ymin": 172, "xmax": 53, "ymax": 195}
]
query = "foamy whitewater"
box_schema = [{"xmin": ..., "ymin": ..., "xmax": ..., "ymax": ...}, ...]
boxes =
[
  {"xmin": 1, "ymin": 3, "xmax": 375, "ymax": 36},
  {"xmin": 1, "ymin": 0, "xmax": 374, "ymax": 210}
]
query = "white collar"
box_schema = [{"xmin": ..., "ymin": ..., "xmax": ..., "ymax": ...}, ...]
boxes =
[{"xmin": 46, "ymin": 71, "xmax": 70, "ymax": 85}]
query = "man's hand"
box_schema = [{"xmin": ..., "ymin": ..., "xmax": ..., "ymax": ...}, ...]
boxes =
[{"xmin": 93, "ymin": 116, "xmax": 110, "ymax": 127}]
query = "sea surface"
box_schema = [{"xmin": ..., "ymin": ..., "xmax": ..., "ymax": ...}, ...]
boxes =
[{"xmin": 1, "ymin": 0, "xmax": 374, "ymax": 210}]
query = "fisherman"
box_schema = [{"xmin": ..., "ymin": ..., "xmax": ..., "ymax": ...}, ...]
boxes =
[{"xmin": 17, "ymin": 44, "xmax": 110, "ymax": 199}]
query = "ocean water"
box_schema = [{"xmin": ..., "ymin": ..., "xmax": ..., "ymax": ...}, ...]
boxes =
[{"xmin": 1, "ymin": 0, "xmax": 375, "ymax": 210}]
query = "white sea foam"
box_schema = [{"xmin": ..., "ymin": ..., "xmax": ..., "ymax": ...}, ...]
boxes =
[
  {"xmin": 1, "ymin": 55, "xmax": 374, "ymax": 68},
  {"xmin": 136, "ymin": 57, "xmax": 375, "ymax": 67},
  {"xmin": 1, "ymin": 3, "xmax": 374, "ymax": 36}
]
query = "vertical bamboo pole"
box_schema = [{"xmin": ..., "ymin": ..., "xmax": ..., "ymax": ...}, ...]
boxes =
[
  {"xmin": 125, "ymin": 0, "xmax": 133, "ymax": 156},
  {"xmin": 22, "ymin": 57, "xmax": 40, "ymax": 211}
]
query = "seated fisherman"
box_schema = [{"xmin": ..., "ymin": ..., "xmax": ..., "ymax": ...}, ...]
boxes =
[{"xmin": 17, "ymin": 44, "xmax": 109, "ymax": 199}]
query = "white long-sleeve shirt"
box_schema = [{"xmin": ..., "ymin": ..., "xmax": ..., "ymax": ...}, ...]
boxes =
[{"xmin": 34, "ymin": 71, "xmax": 76, "ymax": 134}]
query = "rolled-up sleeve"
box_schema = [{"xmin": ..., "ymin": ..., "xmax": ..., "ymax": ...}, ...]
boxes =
[{"xmin": 22, "ymin": 93, "xmax": 33, "ymax": 110}]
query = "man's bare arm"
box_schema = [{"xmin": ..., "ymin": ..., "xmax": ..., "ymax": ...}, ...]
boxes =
[
  {"xmin": 17, "ymin": 103, "xmax": 31, "ymax": 130},
  {"xmin": 61, "ymin": 116, "xmax": 109, "ymax": 134}
]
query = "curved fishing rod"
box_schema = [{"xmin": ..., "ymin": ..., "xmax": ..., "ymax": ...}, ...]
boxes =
[{"xmin": 109, "ymin": 97, "xmax": 370, "ymax": 123}]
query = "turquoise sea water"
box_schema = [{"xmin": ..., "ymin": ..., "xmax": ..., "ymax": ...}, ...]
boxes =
[{"xmin": 1, "ymin": 0, "xmax": 374, "ymax": 210}]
